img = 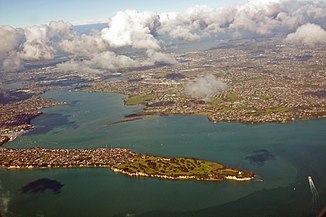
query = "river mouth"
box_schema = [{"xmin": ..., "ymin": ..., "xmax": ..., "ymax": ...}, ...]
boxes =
[{"xmin": 2, "ymin": 89, "xmax": 326, "ymax": 217}]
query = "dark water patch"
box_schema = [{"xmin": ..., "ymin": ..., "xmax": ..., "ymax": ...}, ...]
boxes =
[
  {"xmin": 0, "ymin": 91, "xmax": 33, "ymax": 104},
  {"xmin": 21, "ymin": 178, "xmax": 63, "ymax": 194},
  {"xmin": 245, "ymin": 149, "xmax": 275, "ymax": 166},
  {"xmin": 165, "ymin": 73, "xmax": 185, "ymax": 80},
  {"xmin": 28, "ymin": 113, "xmax": 78, "ymax": 135},
  {"xmin": 304, "ymin": 90, "xmax": 326, "ymax": 98},
  {"xmin": 274, "ymin": 57, "xmax": 291, "ymax": 61},
  {"xmin": 2, "ymin": 81, "xmax": 26, "ymax": 90},
  {"xmin": 271, "ymin": 49, "xmax": 282, "ymax": 53},
  {"xmin": 28, "ymin": 76, "xmax": 47, "ymax": 82},
  {"xmin": 128, "ymin": 78, "xmax": 144, "ymax": 83},
  {"xmin": 104, "ymin": 75, "xmax": 125, "ymax": 82},
  {"xmin": 251, "ymin": 50, "xmax": 265, "ymax": 54},
  {"xmin": 254, "ymin": 55, "xmax": 267, "ymax": 59},
  {"xmin": 295, "ymin": 55, "xmax": 313, "ymax": 62}
]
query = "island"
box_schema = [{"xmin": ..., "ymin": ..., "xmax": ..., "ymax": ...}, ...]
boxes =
[{"xmin": 0, "ymin": 147, "xmax": 254, "ymax": 182}]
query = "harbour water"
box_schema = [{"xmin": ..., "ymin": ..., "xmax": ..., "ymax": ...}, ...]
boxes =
[{"xmin": 1, "ymin": 90, "xmax": 326, "ymax": 217}]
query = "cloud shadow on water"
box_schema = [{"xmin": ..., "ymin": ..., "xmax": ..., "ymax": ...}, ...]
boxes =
[
  {"xmin": 20, "ymin": 178, "xmax": 64, "ymax": 194},
  {"xmin": 28, "ymin": 113, "xmax": 78, "ymax": 135},
  {"xmin": 245, "ymin": 149, "xmax": 275, "ymax": 167}
]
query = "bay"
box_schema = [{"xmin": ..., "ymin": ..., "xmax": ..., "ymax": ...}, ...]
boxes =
[{"xmin": 1, "ymin": 90, "xmax": 325, "ymax": 217}]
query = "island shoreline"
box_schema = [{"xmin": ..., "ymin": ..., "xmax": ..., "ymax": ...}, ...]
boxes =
[{"xmin": 0, "ymin": 147, "xmax": 255, "ymax": 182}]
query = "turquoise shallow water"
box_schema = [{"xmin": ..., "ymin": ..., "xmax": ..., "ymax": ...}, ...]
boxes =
[{"xmin": 1, "ymin": 90, "xmax": 326, "ymax": 217}]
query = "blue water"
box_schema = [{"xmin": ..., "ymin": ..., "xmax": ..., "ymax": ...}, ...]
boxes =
[{"xmin": 1, "ymin": 90, "xmax": 326, "ymax": 217}]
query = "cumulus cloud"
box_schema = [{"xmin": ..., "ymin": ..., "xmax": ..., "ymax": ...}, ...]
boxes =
[
  {"xmin": 159, "ymin": 0, "xmax": 326, "ymax": 39},
  {"xmin": 18, "ymin": 43, "xmax": 54, "ymax": 61},
  {"xmin": 56, "ymin": 60, "xmax": 102, "ymax": 74},
  {"xmin": 286, "ymin": 23, "xmax": 326, "ymax": 46},
  {"xmin": 87, "ymin": 51, "xmax": 140, "ymax": 70},
  {"xmin": 17, "ymin": 22, "xmax": 75, "ymax": 60},
  {"xmin": 185, "ymin": 74, "xmax": 228, "ymax": 99},
  {"xmin": 160, "ymin": 5, "xmax": 237, "ymax": 40},
  {"xmin": 57, "ymin": 51, "xmax": 140, "ymax": 74},
  {"xmin": 57, "ymin": 10, "xmax": 176, "ymax": 74},
  {"xmin": 0, "ymin": 26, "xmax": 23, "ymax": 55},
  {"xmin": 0, "ymin": 21, "xmax": 75, "ymax": 71},
  {"xmin": 101, "ymin": 10, "xmax": 161, "ymax": 50},
  {"xmin": 2, "ymin": 0, "xmax": 326, "ymax": 73},
  {"xmin": 18, "ymin": 25, "xmax": 55, "ymax": 60},
  {"xmin": 58, "ymin": 49, "xmax": 177, "ymax": 74},
  {"xmin": 0, "ymin": 26, "xmax": 24, "ymax": 71},
  {"xmin": 60, "ymin": 33, "xmax": 109, "ymax": 55},
  {"xmin": 145, "ymin": 49, "xmax": 177, "ymax": 65},
  {"xmin": 49, "ymin": 20, "xmax": 74, "ymax": 39},
  {"xmin": 2, "ymin": 55, "xmax": 23, "ymax": 72}
]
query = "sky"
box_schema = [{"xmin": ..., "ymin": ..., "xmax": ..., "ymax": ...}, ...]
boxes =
[{"xmin": 0, "ymin": 0, "xmax": 244, "ymax": 27}]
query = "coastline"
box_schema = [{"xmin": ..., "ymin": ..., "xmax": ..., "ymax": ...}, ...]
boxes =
[
  {"xmin": 112, "ymin": 168, "xmax": 254, "ymax": 182},
  {"xmin": 111, "ymin": 109, "xmax": 326, "ymax": 126},
  {"xmin": 0, "ymin": 147, "xmax": 255, "ymax": 182},
  {"xmin": 0, "ymin": 96, "xmax": 66, "ymax": 146}
]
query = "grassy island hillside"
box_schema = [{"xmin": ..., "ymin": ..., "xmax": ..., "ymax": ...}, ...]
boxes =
[{"xmin": 114, "ymin": 155, "xmax": 254, "ymax": 181}]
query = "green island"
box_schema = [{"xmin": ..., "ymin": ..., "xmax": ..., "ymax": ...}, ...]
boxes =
[
  {"xmin": 0, "ymin": 147, "xmax": 254, "ymax": 182},
  {"xmin": 114, "ymin": 155, "xmax": 254, "ymax": 181}
]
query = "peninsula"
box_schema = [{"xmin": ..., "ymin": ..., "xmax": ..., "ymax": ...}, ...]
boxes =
[{"xmin": 0, "ymin": 147, "xmax": 254, "ymax": 181}]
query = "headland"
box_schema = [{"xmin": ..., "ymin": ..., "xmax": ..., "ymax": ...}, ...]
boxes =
[{"xmin": 0, "ymin": 147, "xmax": 254, "ymax": 182}]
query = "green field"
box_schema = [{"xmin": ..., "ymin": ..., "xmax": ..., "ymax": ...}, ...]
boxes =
[
  {"xmin": 226, "ymin": 92, "xmax": 239, "ymax": 102},
  {"xmin": 257, "ymin": 107, "xmax": 290, "ymax": 115},
  {"xmin": 256, "ymin": 95, "xmax": 271, "ymax": 100},
  {"xmin": 210, "ymin": 98, "xmax": 224, "ymax": 106},
  {"xmin": 115, "ymin": 155, "xmax": 253, "ymax": 180},
  {"xmin": 125, "ymin": 94, "xmax": 155, "ymax": 105},
  {"xmin": 209, "ymin": 92, "xmax": 240, "ymax": 107}
]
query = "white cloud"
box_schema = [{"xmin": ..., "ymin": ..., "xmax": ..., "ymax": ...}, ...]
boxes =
[
  {"xmin": 57, "ymin": 51, "xmax": 140, "ymax": 74},
  {"xmin": 86, "ymin": 51, "xmax": 140, "ymax": 70},
  {"xmin": 160, "ymin": 0, "xmax": 326, "ymax": 39},
  {"xmin": 2, "ymin": 54, "xmax": 23, "ymax": 72},
  {"xmin": 101, "ymin": 10, "xmax": 161, "ymax": 50},
  {"xmin": 185, "ymin": 74, "xmax": 228, "ymax": 99},
  {"xmin": 145, "ymin": 49, "xmax": 177, "ymax": 65},
  {"xmin": 286, "ymin": 23, "xmax": 326, "ymax": 46},
  {"xmin": 60, "ymin": 33, "xmax": 108, "ymax": 55},
  {"xmin": 49, "ymin": 20, "xmax": 74, "ymax": 40},
  {"xmin": 16, "ymin": 22, "xmax": 74, "ymax": 61},
  {"xmin": 2, "ymin": 0, "xmax": 326, "ymax": 73},
  {"xmin": 0, "ymin": 26, "xmax": 23, "ymax": 55},
  {"xmin": 56, "ymin": 60, "xmax": 102, "ymax": 74},
  {"xmin": 0, "ymin": 21, "xmax": 75, "ymax": 70}
]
